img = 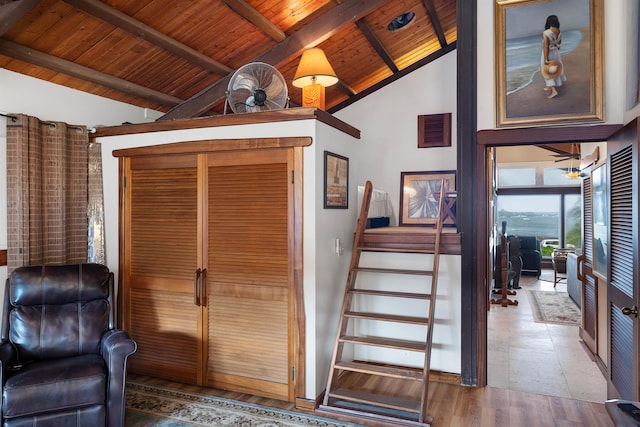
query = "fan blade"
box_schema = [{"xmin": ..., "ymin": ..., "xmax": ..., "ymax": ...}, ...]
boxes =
[
  {"xmin": 265, "ymin": 74, "xmax": 284, "ymax": 99},
  {"xmin": 233, "ymin": 74, "xmax": 259, "ymax": 92},
  {"xmin": 245, "ymin": 95, "xmax": 256, "ymax": 107},
  {"xmin": 263, "ymin": 99, "xmax": 285, "ymax": 111}
]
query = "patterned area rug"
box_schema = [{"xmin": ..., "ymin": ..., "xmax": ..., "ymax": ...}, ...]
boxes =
[
  {"xmin": 125, "ymin": 381, "xmax": 363, "ymax": 427},
  {"xmin": 528, "ymin": 290, "xmax": 581, "ymax": 326}
]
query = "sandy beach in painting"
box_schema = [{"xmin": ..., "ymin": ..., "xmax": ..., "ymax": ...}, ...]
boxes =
[{"xmin": 505, "ymin": 28, "xmax": 591, "ymax": 120}]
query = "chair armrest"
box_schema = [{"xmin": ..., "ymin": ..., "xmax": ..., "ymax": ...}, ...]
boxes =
[
  {"xmin": 0, "ymin": 341, "xmax": 17, "ymax": 369},
  {"xmin": 101, "ymin": 329, "xmax": 136, "ymax": 427},
  {"xmin": 0, "ymin": 340, "xmax": 17, "ymax": 421}
]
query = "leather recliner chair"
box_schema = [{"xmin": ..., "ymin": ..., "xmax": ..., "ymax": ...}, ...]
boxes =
[
  {"xmin": 516, "ymin": 236, "xmax": 542, "ymax": 278},
  {"xmin": 0, "ymin": 264, "xmax": 136, "ymax": 427}
]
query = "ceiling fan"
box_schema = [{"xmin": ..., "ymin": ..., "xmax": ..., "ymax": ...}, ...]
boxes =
[{"xmin": 551, "ymin": 152, "xmax": 580, "ymax": 162}]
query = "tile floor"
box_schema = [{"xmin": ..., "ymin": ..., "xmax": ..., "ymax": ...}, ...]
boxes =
[{"xmin": 487, "ymin": 269, "xmax": 608, "ymax": 403}]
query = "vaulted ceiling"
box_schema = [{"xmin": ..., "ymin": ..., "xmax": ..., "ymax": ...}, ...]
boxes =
[{"xmin": 0, "ymin": 0, "xmax": 457, "ymax": 121}]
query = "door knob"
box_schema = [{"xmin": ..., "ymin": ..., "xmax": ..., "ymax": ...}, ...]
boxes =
[{"xmin": 621, "ymin": 306, "xmax": 639, "ymax": 317}]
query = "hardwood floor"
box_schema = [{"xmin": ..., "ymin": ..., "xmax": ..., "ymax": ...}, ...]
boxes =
[{"xmin": 129, "ymin": 374, "xmax": 613, "ymax": 426}]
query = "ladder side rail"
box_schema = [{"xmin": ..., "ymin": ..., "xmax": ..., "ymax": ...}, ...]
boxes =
[
  {"xmin": 323, "ymin": 181, "xmax": 374, "ymax": 406},
  {"xmin": 419, "ymin": 178, "xmax": 446, "ymax": 423}
]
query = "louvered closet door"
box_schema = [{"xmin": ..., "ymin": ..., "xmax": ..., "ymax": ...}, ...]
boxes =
[
  {"xmin": 607, "ymin": 144, "xmax": 636, "ymax": 399},
  {"xmin": 122, "ymin": 155, "xmax": 202, "ymax": 384},
  {"xmin": 579, "ymin": 175, "xmax": 598, "ymax": 354},
  {"xmin": 205, "ymin": 149, "xmax": 293, "ymax": 401}
]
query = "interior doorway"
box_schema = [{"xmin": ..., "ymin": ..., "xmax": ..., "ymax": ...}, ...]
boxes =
[{"xmin": 487, "ymin": 145, "xmax": 607, "ymax": 402}]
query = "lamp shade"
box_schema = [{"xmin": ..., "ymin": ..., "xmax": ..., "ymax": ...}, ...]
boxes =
[{"xmin": 292, "ymin": 48, "xmax": 338, "ymax": 88}]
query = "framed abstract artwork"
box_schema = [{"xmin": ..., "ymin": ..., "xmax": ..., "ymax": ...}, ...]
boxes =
[{"xmin": 399, "ymin": 171, "xmax": 456, "ymax": 227}]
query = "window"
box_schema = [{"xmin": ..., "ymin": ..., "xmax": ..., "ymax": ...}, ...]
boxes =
[
  {"xmin": 497, "ymin": 193, "xmax": 582, "ymax": 257},
  {"xmin": 498, "ymin": 167, "xmax": 536, "ymax": 187}
]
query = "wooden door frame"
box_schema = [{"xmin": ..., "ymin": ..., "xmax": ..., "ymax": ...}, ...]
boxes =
[
  {"xmin": 114, "ymin": 137, "xmax": 310, "ymax": 401},
  {"xmin": 472, "ymin": 125, "xmax": 622, "ymax": 387}
]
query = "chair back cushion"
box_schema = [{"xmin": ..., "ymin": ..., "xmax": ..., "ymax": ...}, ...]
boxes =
[{"xmin": 8, "ymin": 264, "xmax": 111, "ymax": 362}]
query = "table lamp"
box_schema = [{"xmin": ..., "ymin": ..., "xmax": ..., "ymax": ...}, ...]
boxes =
[{"xmin": 292, "ymin": 48, "xmax": 338, "ymax": 109}]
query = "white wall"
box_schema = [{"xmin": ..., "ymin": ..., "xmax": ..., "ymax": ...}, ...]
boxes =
[{"xmin": 334, "ymin": 51, "xmax": 462, "ymax": 375}]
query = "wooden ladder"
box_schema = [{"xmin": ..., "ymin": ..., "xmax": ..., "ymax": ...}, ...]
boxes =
[{"xmin": 319, "ymin": 180, "xmax": 445, "ymax": 426}]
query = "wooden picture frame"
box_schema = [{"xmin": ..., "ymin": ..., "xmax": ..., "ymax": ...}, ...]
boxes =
[
  {"xmin": 495, "ymin": 0, "xmax": 604, "ymax": 128},
  {"xmin": 591, "ymin": 162, "xmax": 607, "ymax": 279},
  {"xmin": 324, "ymin": 151, "xmax": 348, "ymax": 209},
  {"xmin": 400, "ymin": 171, "xmax": 456, "ymax": 227}
]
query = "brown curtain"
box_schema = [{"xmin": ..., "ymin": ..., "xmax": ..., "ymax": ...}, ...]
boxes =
[{"xmin": 6, "ymin": 114, "xmax": 89, "ymax": 271}]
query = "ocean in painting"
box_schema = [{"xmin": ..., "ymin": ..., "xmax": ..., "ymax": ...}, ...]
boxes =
[{"xmin": 506, "ymin": 29, "xmax": 582, "ymax": 94}]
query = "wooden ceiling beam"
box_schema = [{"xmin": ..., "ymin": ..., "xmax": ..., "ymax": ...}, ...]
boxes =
[
  {"xmin": 0, "ymin": 0, "xmax": 41, "ymax": 36},
  {"xmin": 0, "ymin": 38, "xmax": 183, "ymax": 106},
  {"xmin": 159, "ymin": 0, "xmax": 390, "ymax": 121},
  {"xmin": 223, "ymin": 0, "xmax": 285, "ymax": 42},
  {"xmin": 334, "ymin": 0, "xmax": 397, "ymax": 73},
  {"xmin": 63, "ymin": 0, "xmax": 233, "ymax": 75},
  {"xmin": 422, "ymin": 0, "xmax": 447, "ymax": 47},
  {"xmin": 355, "ymin": 19, "xmax": 398, "ymax": 73}
]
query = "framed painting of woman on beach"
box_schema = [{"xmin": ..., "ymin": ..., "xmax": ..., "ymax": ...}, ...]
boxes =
[{"xmin": 495, "ymin": 0, "xmax": 604, "ymax": 128}]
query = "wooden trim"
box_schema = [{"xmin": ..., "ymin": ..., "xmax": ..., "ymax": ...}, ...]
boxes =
[
  {"xmin": 113, "ymin": 137, "xmax": 313, "ymax": 158},
  {"xmin": 0, "ymin": 249, "xmax": 6, "ymax": 267},
  {"xmin": 361, "ymin": 228, "xmax": 462, "ymax": 255},
  {"xmin": 457, "ymin": 0, "xmax": 481, "ymax": 388},
  {"xmin": 477, "ymin": 124, "xmax": 623, "ymax": 146},
  {"xmin": 95, "ymin": 107, "xmax": 361, "ymax": 140}
]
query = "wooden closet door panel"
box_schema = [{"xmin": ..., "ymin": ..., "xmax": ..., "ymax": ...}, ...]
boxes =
[
  {"xmin": 206, "ymin": 153, "xmax": 292, "ymax": 400},
  {"xmin": 124, "ymin": 158, "xmax": 202, "ymax": 384}
]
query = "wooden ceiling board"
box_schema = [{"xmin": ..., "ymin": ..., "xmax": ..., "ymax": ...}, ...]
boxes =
[
  {"xmin": 250, "ymin": 0, "xmax": 333, "ymax": 33},
  {"xmin": 0, "ymin": 0, "xmax": 456, "ymax": 117},
  {"xmin": 319, "ymin": 24, "xmax": 392, "ymax": 91}
]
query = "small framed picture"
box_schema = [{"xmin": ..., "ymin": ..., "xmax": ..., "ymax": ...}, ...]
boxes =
[
  {"xmin": 324, "ymin": 151, "xmax": 348, "ymax": 209},
  {"xmin": 400, "ymin": 171, "xmax": 456, "ymax": 226}
]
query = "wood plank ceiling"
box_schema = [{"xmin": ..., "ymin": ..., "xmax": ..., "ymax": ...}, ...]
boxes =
[{"xmin": 0, "ymin": 0, "xmax": 457, "ymax": 120}]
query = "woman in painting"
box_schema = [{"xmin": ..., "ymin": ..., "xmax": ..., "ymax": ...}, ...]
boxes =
[{"xmin": 541, "ymin": 14, "xmax": 566, "ymax": 99}]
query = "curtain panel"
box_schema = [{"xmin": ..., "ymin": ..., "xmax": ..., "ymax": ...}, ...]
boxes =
[{"xmin": 6, "ymin": 114, "xmax": 90, "ymax": 271}]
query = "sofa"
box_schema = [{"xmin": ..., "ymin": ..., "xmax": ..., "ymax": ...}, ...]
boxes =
[{"xmin": 514, "ymin": 236, "xmax": 542, "ymax": 278}]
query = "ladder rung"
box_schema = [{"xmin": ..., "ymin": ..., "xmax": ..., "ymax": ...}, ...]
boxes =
[
  {"xmin": 344, "ymin": 311, "xmax": 429, "ymax": 325},
  {"xmin": 360, "ymin": 246, "xmax": 436, "ymax": 254},
  {"xmin": 340, "ymin": 335, "xmax": 426, "ymax": 352},
  {"xmin": 354, "ymin": 266, "xmax": 433, "ymax": 276},
  {"xmin": 334, "ymin": 361, "xmax": 423, "ymax": 380},
  {"xmin": 327, "ymin": 388, "xmax": 421, "ymax": 414},
  {"xmin": 350, "ymin": 289, "xmax": 432, "ymax": 299}
]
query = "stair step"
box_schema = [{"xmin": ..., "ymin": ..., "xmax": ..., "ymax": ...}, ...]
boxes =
[
  {"xmin": 318, "ymin": 404, "xmax": 432, "ymax": 427},
  {"xmin": 339, "ymin": 335, "xmax": 426, "ymax": 352},
  {"xmin": 334, "ymin": 361, "xmax": 424, "ymax": 380},
  {"xmin": 344, "ymin": 311, "xmax": 429, "ymax": 325},
  {"xmin": 360, "ymin": 246, "xmax": 436, "ymax": 254},
  {"xmin": 349, "ymin": 289, "xmax": 432, "ymax": 299},
  {"xmin": 327, "ymin": 388, "xmax": 421, "ymax": 414},
  {"xmin": 354, "ymin": 266, "xmax": 434, "ymax": 276}
]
